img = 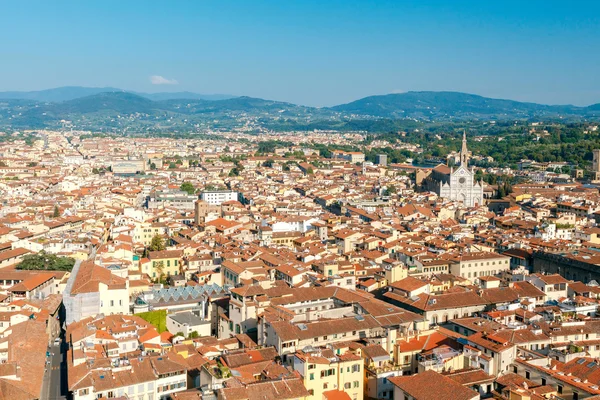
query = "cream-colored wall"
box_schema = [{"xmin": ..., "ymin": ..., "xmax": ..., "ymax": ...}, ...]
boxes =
[
  {"xmin": 99, "ymin": 283, "xmax": 130, "ymax": 316},
  {"xmin": 298, "ymin": 358, "xmax": 363, "ymax": 400}
]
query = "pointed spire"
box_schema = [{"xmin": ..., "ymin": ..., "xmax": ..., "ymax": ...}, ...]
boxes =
[{"xmin": 460, "ymin": 130, "xmax": 469, "ymax": 166}]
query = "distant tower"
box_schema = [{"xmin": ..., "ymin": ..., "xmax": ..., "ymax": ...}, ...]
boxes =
[
  {"xmin": 592, "ymin": 149, "xmax": 600, "ymax": 180},
  {"xmin": 460, "ymin": 130, "xmax": 470, "ymax": 166},
  {"xmin": 194, "ymin": 199, "xmax": 209, "ymax": 225},
  {"xmin": 376, "ymin": 154, "xmax": 388, "ymax": 167}
]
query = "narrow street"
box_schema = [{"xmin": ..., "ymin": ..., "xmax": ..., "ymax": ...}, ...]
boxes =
[{"xmin": 41, "ymin": 338, "xmax": 68, "ymax": 400}]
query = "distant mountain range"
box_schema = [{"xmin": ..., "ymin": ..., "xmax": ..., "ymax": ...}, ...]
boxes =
[
  {"xmin": 0, "ymin": 86, "xmax": 234, "ymax": 102},
  {"xmin": 0, "ymin": 87, "xmax": 599, "ymax": 131},
  {"xmin": 331, "ymin": 91, "xmax": 600, "ymax": 119}
]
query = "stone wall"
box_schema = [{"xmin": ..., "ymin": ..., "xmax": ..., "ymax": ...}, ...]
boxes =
[{"xmin": 532, "ymin": 251, "xmax": 600, "ymax": 283}]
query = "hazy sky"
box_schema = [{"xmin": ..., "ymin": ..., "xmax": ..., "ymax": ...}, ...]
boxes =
[{"xmin": 1, "ymin": 0, "xmax": 599, "ymax": 106}]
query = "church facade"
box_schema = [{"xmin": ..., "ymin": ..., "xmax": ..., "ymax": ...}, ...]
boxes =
[{"xmin": 422, "ymin": 132, "xmax": 484, "ymax": 207}]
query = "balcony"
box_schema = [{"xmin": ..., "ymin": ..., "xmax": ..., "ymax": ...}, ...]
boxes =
[
  {"xmin": 417, "ymin": 347, "xmax": 461, "ymax": 368},
  {"xmin": 366, "ymin": 362, "xmax": 404, "ymax": 375}
]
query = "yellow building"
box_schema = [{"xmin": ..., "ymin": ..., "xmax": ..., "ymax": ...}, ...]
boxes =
[
  {"xmin": 293, "ymin": 350, "xmax": 364, "ymax": 400},
  {"xmin": 133, "ymin": 223, "xmax": 168, "ymax": 246},
  {"xmin": 335, "ymin": 230, "xmax": 364, "ymax": 254},
  {"xmin": 147, "ymin": 249, "xmax": 183, "ymax": 279},
  {"xmin": 271, "ymin": 231, "xmax": 302, "ymax": 248},
  {"xmin": 383, "ymin": 263, "xmax": 407, "ymax": 284}
]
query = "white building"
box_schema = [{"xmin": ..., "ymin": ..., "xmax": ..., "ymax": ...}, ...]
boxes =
[
  {"xmin": 449, "ymin": 252, "xmax": 512, "ymax": 282},
  {"xmin": 167, "ymin": 312, "xmax": 211, "ymax": 337},
  {"xmin": 526, "ymin": 273, "xmax": 569, "ymax": 302},
  {"xmin": 423, "ymin": 132, "xmax": 484, "ymax": 207},
  {"xmin": 63, "ymin": 261, "xmax": 129, "ymax": 324},
  {"xmin": 200, "ymin": 190, "xmax": 238, "ymax": 206}
]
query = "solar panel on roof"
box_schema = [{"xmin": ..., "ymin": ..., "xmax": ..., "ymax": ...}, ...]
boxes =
[{"xmin": 577, "ymin": 358, "xmax": 586, "ymax": 364}]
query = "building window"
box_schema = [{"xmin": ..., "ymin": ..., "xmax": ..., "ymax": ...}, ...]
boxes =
[{"xmin": 309, "ymin": 373, "xmax": 314, "ymax": 380}]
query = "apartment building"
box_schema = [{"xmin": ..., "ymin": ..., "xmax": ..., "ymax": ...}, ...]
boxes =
[
  {"xmin": 63, "ymin": 261, "xmax": 129, "ymax": 324},
  {"xmin": 449, "ymin": 252, "xmax": 511, "ymax": 282},
  {"xmin": 292, "ymin": 349, "xmax": 363, "ymax": 400},
  {"xmin": 200, "ymin": 190, "xmax": 238, "ymax": 206},
  {"xmin": 464, "ymin": 331, "xmax": 517, "ymax": 376},
  {"xmin": 146, "ymin": 249, "xmax": 183, "ymax": 279},
  {"xmin": 389, "ymin": 370, "xmax": 480, "ymax": 400},
  {"xmin": 526, "ymin": 273, "xmax": 569, "ymax": 302},
  {"xmin": 513, "ymin": 353, "xmax": 600, "ymax": 400},
  {"xmin": 70, "ymin": 354, "xmax": 188, "ymax": 400}
]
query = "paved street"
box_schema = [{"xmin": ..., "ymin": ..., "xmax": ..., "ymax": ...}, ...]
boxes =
[{"xmin": 41, "ymin": 339, "xmax": 67, "ymax": 400}]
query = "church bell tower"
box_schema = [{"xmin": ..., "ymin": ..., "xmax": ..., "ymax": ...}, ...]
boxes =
[{"xmin": 460, "ymin": 130, "xmax": 470, "ymax": 166}]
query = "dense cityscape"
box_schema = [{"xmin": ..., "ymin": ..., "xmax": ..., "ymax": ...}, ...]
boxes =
[
  {"xmin": 3, "ymin": 1, "xmax": 600, "ymax": 400},
  {"xmin": 0, "ymin": 123, "xmax": 598, "ymax": 400}
]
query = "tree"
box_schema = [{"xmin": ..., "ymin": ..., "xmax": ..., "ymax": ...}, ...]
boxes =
[
  {"xmin": 168, "ymin": 162, "xmax": 177, "ymax": 169},
  {"xmin": 92, "ymin": 168, "xmax": 100, "ymax": 174},
  {"xmin": 385, "ymin": 184, "xmax": 397, "ymax": 195},
  {"xmin": 149, "ymin": 234, "xmax": 165, "ymax": 252},
  {"xmin": 150, "ymin": 162, "xmax": 157, "ymax": 170},
  {"xmin": 180, "ymin": 182, "xmax": 195, "ymax": 195},
  {"xmin": 154, "ymin": 260, "xmax": 165, "ymax": 282},
  {"xmin": 17, "ymin": 251, "xmax": 75, "ymax": 271},
  {"xmin": 53, "ymin": 205, "xmax": 60, "ymax": 218},
  {"xmin": 496, "ymin": 181, "xmax": 513, "ymax": 199}
]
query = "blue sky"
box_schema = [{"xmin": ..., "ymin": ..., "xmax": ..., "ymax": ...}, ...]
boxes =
[{"xmin": 1, "ymin": 0, "xmax": 599, "ymax": 106}]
